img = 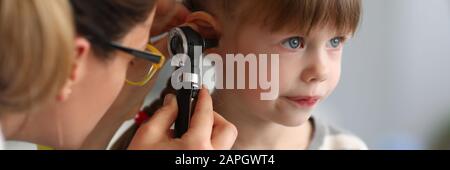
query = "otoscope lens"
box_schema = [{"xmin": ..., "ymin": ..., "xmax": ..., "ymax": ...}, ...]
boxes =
[{"xmin": 170, "ymin": 35, "xmax": 184, "ymax": 55}]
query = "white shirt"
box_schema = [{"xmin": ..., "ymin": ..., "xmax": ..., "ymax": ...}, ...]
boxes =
[{"xmin": 307, "ymin": 117, "xmax": 368, "ymax": 150}]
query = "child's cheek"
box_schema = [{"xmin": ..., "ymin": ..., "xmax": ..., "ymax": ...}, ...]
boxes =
[
  {"xmin": 278, "ymin": 55, "xmax": 300, "ymax": 94},
  {"xmin": 325, "ymin": 59, "xmax": 342, "ymax": 97}
]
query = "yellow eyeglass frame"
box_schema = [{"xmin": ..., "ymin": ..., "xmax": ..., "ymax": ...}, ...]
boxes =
[{"xmin": 125, "ymin": 44, "xmax": 166, "ymax": 86}]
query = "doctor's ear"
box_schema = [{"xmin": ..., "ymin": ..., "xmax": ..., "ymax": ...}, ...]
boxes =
[{"xmin": 56, "ymin": 37, "xmax": 90, "ymax": 102}]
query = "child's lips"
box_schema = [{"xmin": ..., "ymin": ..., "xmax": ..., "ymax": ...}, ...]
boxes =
[{"xmin": 286, "ymin": 96, "xmax": 321, "ymax": 108}]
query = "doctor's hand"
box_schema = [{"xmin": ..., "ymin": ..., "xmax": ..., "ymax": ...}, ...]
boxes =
[{"xmin": 128, "ymin": 88, "xmax": 238, "ymax": 150}]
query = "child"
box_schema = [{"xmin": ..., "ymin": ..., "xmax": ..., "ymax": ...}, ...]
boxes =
[{"xmin": 116, "ymin": 0, "xmax": 367, "ymax": 150}]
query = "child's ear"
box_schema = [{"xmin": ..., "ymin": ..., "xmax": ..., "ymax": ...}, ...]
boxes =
[
  {"xmin": 56, "ymin": 37, "xmax": 90, "ymax": 102},
  {"xmin": 185, "ymin": 11, "xmax": 222, "ymax": 40}
]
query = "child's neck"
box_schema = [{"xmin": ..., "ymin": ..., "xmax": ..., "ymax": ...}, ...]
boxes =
[{"xmin": 218, "ymin": 106, "xmax": 314, "ymax": 150}]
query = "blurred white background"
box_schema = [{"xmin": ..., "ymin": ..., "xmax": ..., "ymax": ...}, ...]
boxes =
[{"xmin": 5, "ymin": 0, "xmax": 450, "ymax": 150}]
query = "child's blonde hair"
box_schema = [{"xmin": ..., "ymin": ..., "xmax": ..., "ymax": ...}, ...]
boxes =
[{"xmin": 0, "ymin": 0, "xmax": 75, "ymax": 113}]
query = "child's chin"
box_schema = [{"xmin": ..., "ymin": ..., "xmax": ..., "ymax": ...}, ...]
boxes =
[{"xmin": 272, "ymin": 111, "xmax": 312, "ymax": 127}]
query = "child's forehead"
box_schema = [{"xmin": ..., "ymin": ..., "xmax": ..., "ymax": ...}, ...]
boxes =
[
  {"xmin": 275, "ymin": 23, "xmax": 353, "ymax": 37},
  {"xmin": 238, "ymin": 20, "xmax": 353, "ymax": 38},
  {"xmin": 234, "ymin": 22, "xmax": 354, "ymax": 40}
]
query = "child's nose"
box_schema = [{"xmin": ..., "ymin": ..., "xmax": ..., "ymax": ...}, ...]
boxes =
[{"xmin": 300, "ymin": 51, "xmax": 328, "ymax": 84}]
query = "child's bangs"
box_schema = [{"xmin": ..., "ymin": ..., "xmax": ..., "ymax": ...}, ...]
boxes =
[{"xmin": 245, "ymin": 0, "xmax": 361, "ymax": 35}]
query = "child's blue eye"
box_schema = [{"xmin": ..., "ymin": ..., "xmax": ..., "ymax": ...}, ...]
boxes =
[
  {"xmin": 281, "ymin": 37, "xmax": 305, "ymax": 50},
  {"xmin": 327, "ymin": 37, "xmax": 345, "ymax": 49}
]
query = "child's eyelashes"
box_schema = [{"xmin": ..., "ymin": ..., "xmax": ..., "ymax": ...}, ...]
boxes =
[
  {"xmin": 278, "ymin": 36, "xmax": 348, "ymax": 52},
  {"xmin": 326, "ymin": 36, "xmax": 347, "ymax": 49},
  {"xmin": 281, "ymin": 36, "xmax": 305, "ymax": 50}
]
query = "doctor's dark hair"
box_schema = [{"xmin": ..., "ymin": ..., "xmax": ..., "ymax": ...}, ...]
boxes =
[{"xmin": 69, "ymin": 0, "xmax": 156, "ymax": 57}]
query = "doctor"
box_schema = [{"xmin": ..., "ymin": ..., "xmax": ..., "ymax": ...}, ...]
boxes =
[{"xmin": 0, "ymin": 0, "xmax": 237, "ymax": 150}]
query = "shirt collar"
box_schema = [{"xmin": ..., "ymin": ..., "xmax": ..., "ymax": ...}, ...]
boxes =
[{"xmin": 307, "ymin": 116, "xmax": 327, "ymax": 150}]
